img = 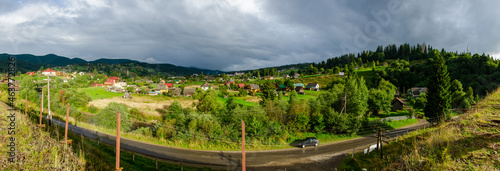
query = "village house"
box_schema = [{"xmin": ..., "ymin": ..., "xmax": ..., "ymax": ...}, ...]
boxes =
[
  {"xmin": 26, "ymin": 72, "xmax": 35, "ymax": 76},
  {"xmin": 294, "ymin": 73, "xmax": 300, "ymax": 79},
  {"xmin": 201, "ymin": 82, "xmax": 212, "ymax": 90},
  {"xmin": 224, "ymin": 80, "xmax": 235, "ymax": 87},
  {"xmin": 183, "ymin": 88, "xmax": 196, "ymax": 96},
  {"xmin": 247, "ymin": 84, "xmax": 260, "ymax": 94},
  {"xmin": 295, "ymin": 86, "xmax": 305, "ymax": 94},
  {"xmin": 113, "ymin": 82, "xmax": 127, "ymax": 89},
  {"xmin": 164, "ymin": 83, "xmax": 173, "ymax": 88},
  {"xmin": 306, "ymin": 83, "xmax": 320, "ymax": 91},
  {"xmin": 159, "ymin": 79, "xmax": 166, "ymax": 84},
  {"xmin": 391, "ymin": 97, "xmax": 405, "ymax": 111},
  {"xmin": 169, "ymin": 88, "xmax": 181, "ymax": 96},
  {"xmin": 155, "ymin": 84, "xmax": 169, "ymax": 94},
  {"xmin": 238, "ymin": 83, "xmax": 245, "ymax": 89},
  {"xmin": 409, "ymin": 87, "xmax": 427, "ymax": 99},
  {"xmin": 42, "ymin": 68, "xmax": 56, "ymax": 76}
]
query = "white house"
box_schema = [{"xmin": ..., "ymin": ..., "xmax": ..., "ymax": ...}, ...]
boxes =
[
  {"xmin": 113, "ymin": 82, "xmax": 127, "ymax": 88},
  {"xmin": 306, "ymin": 83, "xmax": 320, "ymax": 91},
  {"xmin": 42, "ymin": 68, "xmax": 56, "ymax": 76},
  {"xmin": 201, "ymin": 82, "xmax": 212, "ymax": 90}
]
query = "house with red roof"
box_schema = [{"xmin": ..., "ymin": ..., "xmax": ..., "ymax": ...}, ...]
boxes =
[
  {"xmin": 42, "ymin": 68, "xmax": 56, "ymax": 76},
  {"xmin": 26, "ymin": 72, "xmax": 35, "ymax": 76},
  {"xmin": 164, "ymin": 83, "xmax": 173, "ymax": 88},
  {"xmin": 238, "ymin": 83, "xmax": 245, "ymax": 89}
]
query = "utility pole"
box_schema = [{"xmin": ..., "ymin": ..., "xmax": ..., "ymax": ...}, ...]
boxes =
[
  {"xmin": 48, "ymin": 75, "xmax": 51, "ymax": 125},
  {"xmin": 340, "ymin": 92, "xmax": 347, "ymax": 115},
  {"xmin": 116, "ymin": 112, "xmax": 122, "ymax": 171},
  {"xmin": 372, "ymin": 126, "xmax": 391, "ymax": 158},
  {"xmin": 242, "ymin": 120, "xmax": 246, "ymax": 171}
]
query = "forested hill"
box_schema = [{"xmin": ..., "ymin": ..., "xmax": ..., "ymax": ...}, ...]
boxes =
[
  {"xmin": 287, "ymin": 43, "xmax": 499, "ymax": 97},
  {"xmin": 0, "ymin": 53, "xmax": 221, "ymax": 75}
]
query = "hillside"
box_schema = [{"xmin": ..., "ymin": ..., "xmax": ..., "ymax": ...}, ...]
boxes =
[{"xmin": 339, "ymin": 88, "xmax": 500, "ymax": 170}]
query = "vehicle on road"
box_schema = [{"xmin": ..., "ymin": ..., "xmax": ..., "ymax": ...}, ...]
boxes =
[{"xmin": 297, "ymin": 137, "xmax": 319, "ymax": 148}]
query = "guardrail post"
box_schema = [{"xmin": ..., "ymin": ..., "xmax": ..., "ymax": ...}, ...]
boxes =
[{"xmin": 155, "ymin": 159, "xmax": 158, "ymax": 170}]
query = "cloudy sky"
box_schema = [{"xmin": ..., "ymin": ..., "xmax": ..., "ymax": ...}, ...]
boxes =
[{"xmin": 1, "ymin": 0, "xmax": 499, "ymax": 71}]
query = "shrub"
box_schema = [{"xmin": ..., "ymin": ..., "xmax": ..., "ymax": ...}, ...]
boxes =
[{"xmin": 94, "ymin": 102, "xmax": 132, "ymax": 131}]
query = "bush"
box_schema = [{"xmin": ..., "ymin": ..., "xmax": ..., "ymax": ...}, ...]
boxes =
[
  {"xmin": 131, "ymin": 127, "xmax": 153, "ymax": 137},
  {"xmin": 94, "ymin": 102, "xmax": 132, "ymax": 131}
]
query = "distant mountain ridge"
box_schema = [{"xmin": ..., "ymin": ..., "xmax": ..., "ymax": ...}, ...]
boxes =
[{"xmin": 0, "ymin": 53, "xmax": 221, "ymax": 75}]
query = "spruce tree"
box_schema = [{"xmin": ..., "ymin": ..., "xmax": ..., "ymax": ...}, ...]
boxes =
[{"xmin": 424, "ymin": 50, "xmax": 451, "ymax": 120}]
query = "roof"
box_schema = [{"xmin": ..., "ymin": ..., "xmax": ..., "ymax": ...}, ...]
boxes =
[
  {"xmin": 109, "ymin": 76, "xmax": 119, "ymax": 80},
  {"xmin": 248, "ymin": 84, "xmax": 260, "ymax": 90},
  {"xmin": 164, "ymin": 83, "xmax": 173, "ymax": 88},
  {"xmin": 295, "ymin": 86, "xmax": 304, "ymax": 91},
  {"xmin": 238, "ymin": 83, "xmax": 245, "ymax": 88},
  {"xmin": 171, "ymin": 88, "xmax": 181, "ymax": 95},
  {"xmin": 293, "ymin": 83, "xmax": 305, "ymax": 87},
  {"xmin": 201, "ymin": 82, "xmax": 210, "ymax": 88},
  {"xmin": 43, "ymin": 68, "xmax": 55, "ymax": 72},
  {"xmin": 391, "ymin": 97, "xmax": 405, "ymax": 105},
  {"xmin": 306, "ymin": 83, "xmax": 319, "ymax": 88},
  {"xmin": 183, "ymin": 88, "xmax": 196, "ymax": 95}
]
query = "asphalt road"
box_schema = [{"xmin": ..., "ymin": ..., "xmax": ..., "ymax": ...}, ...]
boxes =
[{"xmin": 47, "ymin": 115, "xmax": 431, "ymax": 169}]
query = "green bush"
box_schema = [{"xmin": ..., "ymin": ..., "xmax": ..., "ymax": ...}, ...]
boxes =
[{"xmin": 94, "ymin": 102, "xmax": 132, "ymax": 132}]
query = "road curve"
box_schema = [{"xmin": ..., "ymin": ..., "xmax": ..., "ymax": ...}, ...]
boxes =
[{"xmin": 47, "ymin": 115, "xmax": 430, "ymax": 168}]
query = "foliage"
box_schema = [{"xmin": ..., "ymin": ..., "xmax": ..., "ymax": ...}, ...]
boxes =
[
  {"xmin": 94, "ymin": 102, "xmax": 132, "ymax": 131},
  {"xmin": 425, "ymin": 50, "xmax": 451, "ymax": 119}
]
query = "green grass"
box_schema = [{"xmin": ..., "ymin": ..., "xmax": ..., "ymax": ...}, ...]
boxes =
[
  {"xmin": 80, "ymin": 87, "xmax": 124, "ymax": 100},
  {"xmin": 218, "ymin": 96, "xmax": 258, "ymax": 106},
  {"xmin": 301, "ymin": 74, "xmax": 326, "ymax": 78},
  {"xmin": 385, "ymin": 119, "xmax": 418, "ymax": 129}
]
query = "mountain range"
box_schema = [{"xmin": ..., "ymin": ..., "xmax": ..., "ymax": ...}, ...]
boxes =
[{"xmin": 0, "ymin": 53, "xmax": 222, "ymax": 75}]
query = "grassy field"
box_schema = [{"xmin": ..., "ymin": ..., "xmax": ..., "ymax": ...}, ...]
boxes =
[
  {"xmin": 339, "ymin": 88, "xmax": 500, "ymax": 170},
  {"xmin": 80, "ymin": 87, "xmax": 124, "ymax": 100}
]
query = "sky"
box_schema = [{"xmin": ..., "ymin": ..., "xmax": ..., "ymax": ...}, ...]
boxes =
[{"xmin": 1, "ymin": 0, "xmax": 499, "ymax": 71}]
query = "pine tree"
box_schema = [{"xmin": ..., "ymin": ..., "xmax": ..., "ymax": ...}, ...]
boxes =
[{"xmin": 424, "ymin": 50, "xmax": 451, "ymax": 120}]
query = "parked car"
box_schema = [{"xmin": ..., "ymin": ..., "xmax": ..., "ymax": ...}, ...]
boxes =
[{"xmin": 297, "ymin": 137, "xmax": 319, "ymax": 148}]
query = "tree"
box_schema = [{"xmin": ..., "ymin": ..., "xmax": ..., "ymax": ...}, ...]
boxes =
[
  {"xmin": 345, "ymin": 74, "xmax": 369, "ymax": 117},
  {"xmin": 284, "ymin": 79, "xmax": 294, "ymax": 91},
  {"xmin": 94, "ymin": 102, "xmax": 132, "ymax": 131},
  {"xmin": 260, "ymin": 81, "xmax": 276, "ymax": 102},
  {"xmin": 195, "ymin": 89, "xmax": 222, "ymax": 114},
  {"xmin": 424, "ymin": 50, "xmax": 451, "ymax": 119},
  {"xmin": 220, "ymin": 85, "xmax": 229, "ymax": 98},
  {"xmin": 368, "ymin": 89, "xmax": 392, "ymax": 116}
]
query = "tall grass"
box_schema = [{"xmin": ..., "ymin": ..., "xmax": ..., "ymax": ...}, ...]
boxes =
[{"xmin": 339, "ymin": 88, "xmax": 500, "ymax": 170}]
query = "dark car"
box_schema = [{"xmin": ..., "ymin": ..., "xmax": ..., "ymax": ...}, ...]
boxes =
[{"xmin": 297, "ymin": 137, "xmax": 319, "ymax": 148}]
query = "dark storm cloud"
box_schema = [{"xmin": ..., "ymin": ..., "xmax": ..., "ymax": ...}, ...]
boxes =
[{"xmin": 0, "ymin": 0, "xmax": 499, "ymax": 71}]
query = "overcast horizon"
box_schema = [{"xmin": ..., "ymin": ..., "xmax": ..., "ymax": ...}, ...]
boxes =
[{"xmin": 1, "ymin": 0, "xmax": 499, "ymax": 71}]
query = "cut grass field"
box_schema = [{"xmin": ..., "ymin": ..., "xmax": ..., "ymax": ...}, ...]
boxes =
[
  {"xmin": 80, "ymin": 87, "xmax": 124, "ymax": 100},
  {"xmin": 339, "ymin": 88, "xmax": 500, "ymax": 170}
]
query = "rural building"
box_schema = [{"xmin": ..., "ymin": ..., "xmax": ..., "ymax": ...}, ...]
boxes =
[
  {"xmin": 294, "ymin": 73, "xmax": 300, "ymax": 79},
  {"xmin": 293, "ymin": 83, "xmax": 305, "ymax": 88},
  {"xmin": 391, "ymin": 97, "xmax": 405, "ymax": 111},
  {"xmin": 159, "ymin": 80, "xmax": 165, "ymax": 84},
  {"xmin": 224, "ymin": 81, "xmax": 235, "ymax": 87},
  {"xmin": 170, "ymin": 88, "xmax": 181, "ymax": 96},
  {"xmin": 26, "ymin": 72, "xmax": 35, "ymax": 76},
  {"xmin": 114, "ymin": 82, "xmax": 127, "ymax": 88},
  {"xmin": 409, "ymin": 87, "xmax": 427, "ymax": 99},
  {"xmin": 295, "ymin": 86, "xmax": 305, "ymax": 94},
  {"xmin": 238, "ymin": 83, "xmax": 245, "ymax": 89},
  {"xmin": 42, "ymin": 68, "xmax": 56, "ymax": 76},
  {"xmin": 164, "ymin": 83, "xmax": 173, "ymax": 88},
  {"xmin": 201, "ymin": 82, "xmax": 212, "ymax": 90},
  {"xmin": 306, "ymin": 83, "xmax": 320, "ymax": 91},
  {"xmin": 247, "ymin": 84, "xmax": 260, "ymax": 94},
  {"xmin": 155, "ymin": 84, "xmax": 168, "ymax": 94},
  {"xmin": 183, "ymin": 88, "xmax": 196, "ymax": 96}
]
